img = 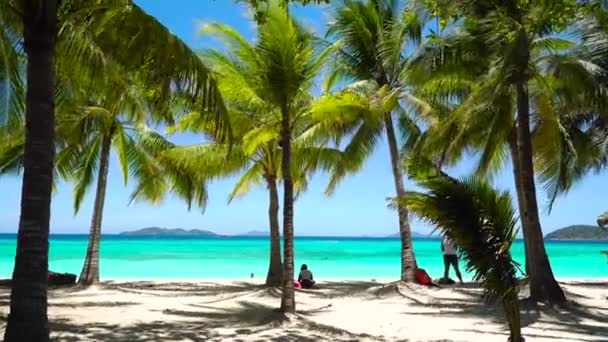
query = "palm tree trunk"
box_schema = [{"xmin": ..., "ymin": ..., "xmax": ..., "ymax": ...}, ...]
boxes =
[
  {"xmin": 266, "ymin": 176, "xmax": 283, "ymax": 286},
  {"xmin": 78, "ymin": 133, "xmax": 112, "ymax": 286},
  {"xmin": 508, "ymin": 129, "xmax": 531, "ymax": 275},
  {"xmin": 4, "ymin": 1, "xmax": 58, "ymax": 341},
  {"xmin": 502, "ymin": 290, "xmax": 523, "ymax": 342},
  {"xmin": 515, "ymin": 82, "xmax": 565, "ymax": 304},
  {"xmin": 384, "ymin": 113, "xmax": 417, "ymax": 282},
  {"xmin": 280, "ymin": 104, "xmax": 296, "ymax": 313}
]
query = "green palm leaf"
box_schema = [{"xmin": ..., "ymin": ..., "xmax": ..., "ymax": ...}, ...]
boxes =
[{"xmin": 397, "ymin": 169, "xmax": 523, "ymax": 341}]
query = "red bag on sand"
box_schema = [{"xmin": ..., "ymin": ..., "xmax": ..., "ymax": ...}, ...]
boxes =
[
  {"xmin": 415, "ymin": 268, "xmax": 432, "ymax": 285},
  {"xmin": 293, "ymin": 280, "xmax": 302, "ymax": 289}
]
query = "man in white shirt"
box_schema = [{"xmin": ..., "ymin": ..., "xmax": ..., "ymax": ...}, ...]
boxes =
[{"xmin": 442, "ymin": 235, "xmax": 463, "ymax": 284}]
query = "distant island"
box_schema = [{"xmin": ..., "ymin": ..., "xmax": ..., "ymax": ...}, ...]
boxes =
[
  {"xmin": 545, "ymin": 225, "xmax": 608, "ymax": 240},
  {"xmin": 118, "ymin": 227, "xmax": 437, "ymax": 238},
  {"xmin": 120, "ymin": 227, "xmax": 221, "ymax": 237}
]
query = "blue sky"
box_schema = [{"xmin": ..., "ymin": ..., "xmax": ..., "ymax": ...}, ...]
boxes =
[{"xmin": 0, "ymin": 0, "xmax": 606, "ymax": 236}]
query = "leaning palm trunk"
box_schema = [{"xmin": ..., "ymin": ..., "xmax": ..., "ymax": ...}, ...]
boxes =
[
  {"xmin": 78, "ymin": 133, "xmax": 112, "ymax": 285},
  {"xmin": 4, "ymin": 1, "xmax": 58, "ymax": 341},
  {"xmin": 266, "ymin": 176, "xmax": 283, "ymax": 286},
  {"xmin": 280, "ymin": 105, "xmax": 296, "ymax": 313},
  {"xmin": 384, "ymin": 114, "xmax": 417, "ymax": 281},
  {"xmin": 515, "ymin": 82, "xmax": 565, "ymax": 304}
]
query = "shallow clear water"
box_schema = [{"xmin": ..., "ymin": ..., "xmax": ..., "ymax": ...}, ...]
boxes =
[{"xmin": 0, "ymin": 234, "xmax": 606, "ymax": 279}]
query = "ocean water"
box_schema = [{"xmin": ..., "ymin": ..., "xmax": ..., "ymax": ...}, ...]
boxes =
[{"xmin": 0, "ymin": 234, "xmax": 606, "ymax": 279}]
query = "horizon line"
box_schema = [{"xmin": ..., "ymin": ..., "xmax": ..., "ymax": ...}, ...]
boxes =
[{"xmin": 0, "ymin": 232, "xmax": 440, "ymax": 238}]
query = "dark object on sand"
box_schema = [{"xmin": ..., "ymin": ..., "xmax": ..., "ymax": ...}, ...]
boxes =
[
  {"xmin": 437, "ymin": 277, "xmax": 456, "ymax": 285},
  {"xmin": 0, "ymin": 272, "xmax": 76, "ymax": 287},
  {"xmin": 301, "ymin": 279, "xmax": 314, "ymax": 289},
  {"xmin": 48, "ymin": 271, "xmax": 76, "ymax": 286}
]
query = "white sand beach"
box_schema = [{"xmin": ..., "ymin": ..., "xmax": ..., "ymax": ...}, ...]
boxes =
[{"xmin": 0, "ymin": 278, "xmax": 606, "ymax": 341}]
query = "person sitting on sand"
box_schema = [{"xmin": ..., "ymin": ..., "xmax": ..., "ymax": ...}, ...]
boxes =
[
  {"xmin": 298, "ymin": 264, "xmax": 315, "ymax": 289},
  {"xmin": 441, "ymin": 235, "xmax": 463, "ymax": 284}
]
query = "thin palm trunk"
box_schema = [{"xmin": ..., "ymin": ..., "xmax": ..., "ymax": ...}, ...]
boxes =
[
  {"xmin": 266, "ymin": 175, "xmax": 282, "ymax": 286},
  {"xmin": 384, "ymin": 113, "xmax": 417, "ymax": 282},
  {"xmin": 4, "ymin": 1, "xmax": 58, "ymax": 341},
  {"xmin": 280, "ymin": 104, "xmax": 295, "ymax": 313},
  {"xmin": 515, "ymin": 81, "xmax": 565, "ymax": 304},
  {"xmin": 78, "ymin": 133, "xmax": 112, "ymax": 286},
  {"xmin": 502, "ymin": 290, "xmax": 523, "ymax": 342}
]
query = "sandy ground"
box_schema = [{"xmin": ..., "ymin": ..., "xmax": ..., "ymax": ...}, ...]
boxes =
[{"xmin": 0, "ymin": 278, "xmax": 606, "ymax": 341}]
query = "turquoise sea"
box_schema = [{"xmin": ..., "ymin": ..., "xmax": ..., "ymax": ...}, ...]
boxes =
[{"xmin": 0, "ymin": 234, "xmax": 606, "ymax": 279}]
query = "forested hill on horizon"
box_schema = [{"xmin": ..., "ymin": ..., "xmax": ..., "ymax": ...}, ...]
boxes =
[
  {"xmin": 116, "ymin": 227, "xmax": 432, "ymax": 238},
  {"xmin": 545, "ymin": 225, "xmax": 608, "ymax": 240}
]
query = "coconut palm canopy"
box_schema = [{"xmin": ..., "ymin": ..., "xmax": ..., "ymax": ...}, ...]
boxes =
[{"xmin": 1, "ymin": 0, "xmax": 231, "ymax": 134}]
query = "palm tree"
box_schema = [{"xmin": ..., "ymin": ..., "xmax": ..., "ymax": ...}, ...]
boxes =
[
  {"xmin": 55, "ymin": 91, "xmax": 165, "ymax": 286},
  {"xmin": 400, "ymin": 160, "xmax": 523, "ymax": 342},
  {"xmin": 1, "ymin": 1, "xmax": 229, "ymax": 338},
  {"xmin": 407, "ymin": 0, "xmax": 590, "ymax": 304},
  {"xmin": 139, "ymin": 2, "xmax": 332, "ymax": 307},
  {"xmin": 175, "ymin": 21, "xmax": 341, "ymax": 286},
  {"xmin": 207, "ymin": 0, "xmax": 327, "ymax": 312},
  {"xmin": 318, "ymin": 0, "xmax": 426, "ymax": 282},
  {"xmin": 2, "ymin": 1, "xmax": 59, "ymax": 340}
]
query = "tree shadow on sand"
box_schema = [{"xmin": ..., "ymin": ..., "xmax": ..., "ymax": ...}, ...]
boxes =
[
  {"xmin": 103, "ymin": 281, "xmax": 266, "ymax": 297},
  {"xmin": 165, "ymin": 301, "xmax": 288, "ymax": 327},
  {"xmin": 301, "ymin": 280, "xmax": 406, "ymax": 299},
  {"xmin": 50, "ymin": 301, "xmax": 138, "ymax": 308},
  {"xmin": 398, "ymin": 283, "xmax": 608, "ymax": 341},
  {"xmin": 49, "ymin": 299, "xmax": 389, "ymax": 342}
]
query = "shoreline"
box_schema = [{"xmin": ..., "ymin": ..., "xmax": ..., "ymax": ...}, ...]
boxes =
[
  {"xmin": 1, "ymin": 276, "xmax": 606, "ymax": 285},
  {"xmin": 96, "ymin": 276, "xmax": 608, "ymax": 282}
]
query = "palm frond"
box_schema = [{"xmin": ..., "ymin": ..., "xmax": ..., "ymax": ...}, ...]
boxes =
[
  {"xmin": 228, "ymin": 160, "xmax": 265, "ymax": 202},
  {"xmin": 60, "ymin": 0, "xmax": 231, "ymax": 141},
  {"xmin": 325, "ymin": 122, "xmax": 383, "ymax": 195},
  {"xmin": 0, "ymin": 125, "xmax": 24, "ymax": 175}
]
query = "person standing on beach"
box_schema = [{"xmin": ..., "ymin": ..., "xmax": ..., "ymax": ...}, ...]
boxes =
[{"xmin": 441, "ymin": 236, "xmax": 463, "ymax": 284}]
